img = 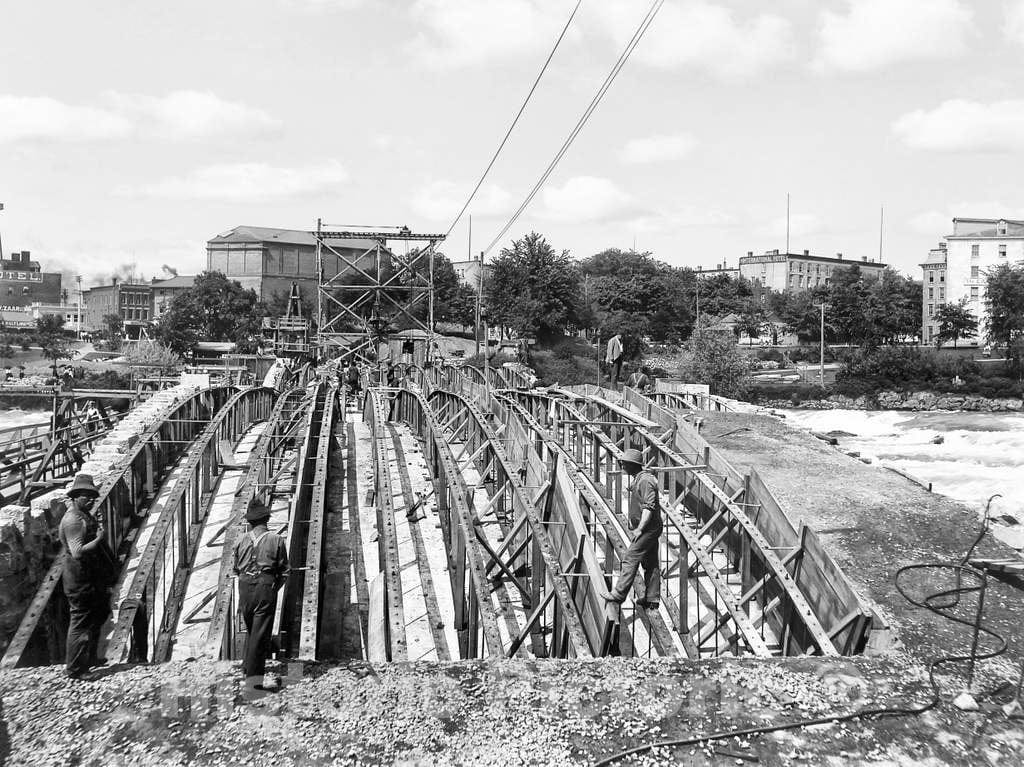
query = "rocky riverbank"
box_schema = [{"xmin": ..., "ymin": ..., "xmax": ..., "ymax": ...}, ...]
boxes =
[{"xmin": 755, "ymin": 390, "xmax": 1023, "ymax": 412}]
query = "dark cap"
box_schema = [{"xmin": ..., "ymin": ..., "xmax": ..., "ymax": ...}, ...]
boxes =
[{"xmin": 245, "ymin": 502, "xmax": 272, "ymax": 523}]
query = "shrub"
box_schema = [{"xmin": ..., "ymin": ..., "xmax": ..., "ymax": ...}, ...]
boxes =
[
  {"xmin": 747, "ymin": 383, "xmax": 829, "ymax": 404},
  {"xmin": 530, "ymin": 350, "xmax": 598, "ymax": 387}
]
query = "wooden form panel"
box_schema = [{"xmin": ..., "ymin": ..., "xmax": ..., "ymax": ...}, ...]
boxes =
[{"xmin": 2, "ymin": 386, "xmax": 241, "ymax": 668}]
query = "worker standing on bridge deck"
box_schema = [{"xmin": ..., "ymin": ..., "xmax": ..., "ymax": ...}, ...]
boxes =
[
  {"xmin": 605, "ymin": 449, "xmax": 662, "ymax": 610},
  {"xmin": 60, "ymin": 473, "xmax": 114, "ymax": 680},
  {"xmin": 605, "ymin": 332, "xmax": 623, "ymax": 388},
  {"xmin": 232, "ymin": 502, "xmax": 289, "ymax": 690}
]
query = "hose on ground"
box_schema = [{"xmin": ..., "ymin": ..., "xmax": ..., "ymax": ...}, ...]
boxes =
[{"xmin": 594, "ymin": 496, "xmax": 1010, "ymax": 766}]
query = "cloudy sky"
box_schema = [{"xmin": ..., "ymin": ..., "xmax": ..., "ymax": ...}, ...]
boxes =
[{"xmin": 1, "ymin": 0, "xmax": 1022, "ymax": 286}]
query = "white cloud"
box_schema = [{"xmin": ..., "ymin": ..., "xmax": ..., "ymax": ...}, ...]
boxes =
[
  {"xmin": 539, "ymin": 176, "xmax": 641, "ymax": 223},
  {"xmin": 910, "ymin": 202, "xmax": 1023, "ymax": 235},
  {"xmin": 1006, "ymin": 1, "xmax": 1024, "ymax": 46},
  {"xmin": 620, "ymin": 133, "xmax": 697, "ymax": 164},
  {"xmin": 892, "ymin": 99, "xmax": 1024, "ymax": 152},
  {"xmin": 125, "ymin": 160, "xmax": 348, "ymax": 201},
  {"xmin": 591, "ymin": 1, "xmax": 794, "ymax": 79},
  {"xmin": 761, "ymin": 213, "xmax": 822, "ymax": 239},
  {"xmin": 409, "ymin": 0, "xmax": 576, "ymax": 68},
  {"xmin": 815, "ymin": 0, "xmax": 973, "ymax": 73},
  {"xmin": 102, "ymin": 91, "xmax": 280, "ymax": 140},
  {"xmin": 0, "ymin": 95, "xmax": 132, "ymax": 143},
  {"xmin": 0, "ymin": 91, "xmax": 278, "ymax": 143},
  {"xmin": 411, "ymin": 180, "xmax": 514, "ymax": 221}
]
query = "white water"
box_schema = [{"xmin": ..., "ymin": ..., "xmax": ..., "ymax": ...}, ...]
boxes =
[
  {"xmin": 779, "ymin": 409, "xmax": 1024, "ymax": 521},
  {"xmin": 0, "ymin": 408, "xmax": 50, "ymax": 431}
]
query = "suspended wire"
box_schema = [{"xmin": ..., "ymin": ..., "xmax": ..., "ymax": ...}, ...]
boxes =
[
  {"xmin": 482, "ymin": 0, "xmax": 665, "ymax": 257},
  {"xmin": 443, "ymin": 0, "xmax": 583, "ymax": 241}
]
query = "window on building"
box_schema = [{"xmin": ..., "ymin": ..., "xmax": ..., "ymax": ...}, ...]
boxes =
[
  {"xmin": 927, "ymin": 303, "xmax": 933, "ymax": 317},
  {"xmin": 928, "ymin": 326, "xmax": 934, "ymax": 341},
  {"xmin": 928, "ymin": 287, "xmax": 933, "ymax": 299},
  {"xmin": 939, "ymin": 288, "xmax": 945, "ymax": 300},
  {"xmin": 928, "ymin": 271, "xmax": 934, "ymax": 283},
  {"xmin": 970, "ymin": 287, "xmax": 979, "ymax": 300},
  {"xmin": 939, "ymin": 272, "xmax": 945, "ymax": 283},
  {"xmin": 971, "ymin": 266, "xmax": 980, "ymax": 278},
  {"xmin": 999, "ymin": 244, "xmax": 1007, "ymax": 258},
  {"xmin": 971, "ymin": 244, "xmax": 979, "ymax": 257}
]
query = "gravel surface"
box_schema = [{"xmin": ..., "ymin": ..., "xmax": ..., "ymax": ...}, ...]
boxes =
[
  {"xmin": 698, "ymin": 411, "xmax": 1024, "ymax": 669},
  {"xmin": 2, "ymin": 655, "xmax": 1023, "ymax": 766}
]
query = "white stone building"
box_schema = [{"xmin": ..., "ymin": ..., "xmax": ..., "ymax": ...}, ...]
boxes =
[{"xmin": 921, "ymin": 218, "xmax": 1024, "ymax": 346}]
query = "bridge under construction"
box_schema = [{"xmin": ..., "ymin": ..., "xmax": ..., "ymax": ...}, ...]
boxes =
[{"xmin": 1, "ymin": 359, "xmax": 881, "ymax": 671}]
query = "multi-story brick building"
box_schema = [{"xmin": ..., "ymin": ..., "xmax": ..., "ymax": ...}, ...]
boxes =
[
  {"xmin": 739, "ymin": 250, "xmax": 886, "ymax": 293},
  {"xmin": 82, "ymin": 281, "xmax": 153, "ymax": 338},
  {"xmin": 921, "ymin": 217, "xmax": 1024, "ymax": 346},
  {"xmin": 151, "ymin": 275, "xmax": 197, "ymax": 321},
  {"xmin": 0, "ymin": 251, "xmax": 62, "ymax": 310},
  {"xmin": 206, "ymin": 226, "xmax": 379, "ymax": 304}
]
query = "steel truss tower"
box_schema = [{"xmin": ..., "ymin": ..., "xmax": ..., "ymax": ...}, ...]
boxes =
[{"xmin": 313, "ymin": 222, "xmax": 445, "ymax": 365}]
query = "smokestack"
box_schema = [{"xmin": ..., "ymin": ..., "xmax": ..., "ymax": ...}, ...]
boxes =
[{"xmin": 112, "ymin": 276, "xmax": 119, "ymax": 286}]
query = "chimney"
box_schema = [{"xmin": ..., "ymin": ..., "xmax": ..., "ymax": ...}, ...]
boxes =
[
  {"xmin": 837, "ymin": 252, "xmax": 843, "ymax": 259},
  {"xmin": 803, "ymin": 249, "xmax": 809, "ymax": 256},
  {"xmin": 20, "ymin": 251, "xmax": 30, "ymax": 264},
  {"xmin": 112, "ymin": 276, "xmax": 119, "ymax": 286},
  {"xmin": 862, "ymin": 256, "xmax": 867, "ymax": 262},
  {"xmin": 747, "ymin": 251, "xmax": 753, "ymax": 257}
]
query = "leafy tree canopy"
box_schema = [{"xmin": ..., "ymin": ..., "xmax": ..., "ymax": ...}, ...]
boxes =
[
  {"xmin": 155, "ymin": 271, "xmax": 267, "ymax": 354},
  {"xmin": 934, "ymin": 299, "xmax": 978, "ymax": 348},
  {"xmin": 483, "ymin": 232, "xmax": 581, "ymax": 341}
]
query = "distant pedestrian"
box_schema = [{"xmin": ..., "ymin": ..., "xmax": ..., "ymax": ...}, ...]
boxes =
[
  {"xmin": 605, "ymin": 449, "xmax": 662, "ymax": 610},
  {"xmin": 59, "ymin": 474, "xmax": 115, "ymax": 680},
  {"xmin": 232, "ymin": 502, "xmax": 289, "ymax": 690},
  {"xmin": 605, "ymin": 332, "xmax": 623, "ymax": 387}
]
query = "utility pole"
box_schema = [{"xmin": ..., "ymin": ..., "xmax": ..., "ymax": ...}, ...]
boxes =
[
  {"xmin": 814, "ymin": 301, "xmax": 829, "ymax": 385},
  {"xmin": 0, "ymin": 202, "xmax": 5, "ymax": 263},
  {"xmin": 879, "ymin": 205, "xmax": 884, "ymax": 262},
  {"xmin": 785, "ymin": 193, "xmax": 790, "ymax": 254},
  {"xmin": 475, "ymin": 249, "xmax": 485, "ymax": 359},
  {"xmin": 76, "ymin": 275, "xmax": 82, "ymax": 340}
]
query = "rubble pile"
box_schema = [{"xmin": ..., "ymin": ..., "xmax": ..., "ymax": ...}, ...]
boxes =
[
  {"xmin": 0, "ymin": 383, "xmax": 203, "ymax": 655},
  {"xmin": 2, "ymin": 655, "xmax": 1020, "ymax": 766}
]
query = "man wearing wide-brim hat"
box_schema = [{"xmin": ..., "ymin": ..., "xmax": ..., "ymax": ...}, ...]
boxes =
[
  {"xmin": 59, "ymin": 473, "xmax": 114, "ymax": 680},
  {"xmin": 604, "ymin": 448, "xmax": 663, "ymax": 611},
  {"xmin": 232, "ymin": 500, "xmax": 290, "ymax": 690}
]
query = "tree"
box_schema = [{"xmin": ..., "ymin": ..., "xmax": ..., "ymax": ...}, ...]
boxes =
[
  {"xmin": 431, "ymin": 253, "xmax": 477, "ymax": 328},
  {"xmin": 484, "ymin": 232, "xmax": 581, "ymax": 341},
  {"xmin": 934, "ymin": 300, "xmax": 978, "ymax": 348},
  {"xmin": 99, "ymin": 313, "xmax": 125, "ymax": 351},
  {"xmin": 736, "ymin": 297, "xmax": 768, "ymax": 343},
  {"xmin": 986, "ymin": 263, "xmax": 1024, "ymax": 376},
  {"xmin": 580, "ymin": 249, "xmax": 695, "ymax": 346},
  {"xmin": 36, "ymin": 313, "xmax": 71, "ymax": 378},
  {"xmin": 677, "ymin": 318, "xmax": 752, "ymax": 398},
  {"xmin": 155, "ymin": 271, "xmax": 268, "ymax": 354},
  {"xmin": 123, "ymin": 340, "xmax": 183, "ymax": 373}
]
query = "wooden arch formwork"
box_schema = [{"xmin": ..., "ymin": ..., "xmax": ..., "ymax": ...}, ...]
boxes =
[{"xmin": 313, "ymin": 224, "xmax": 444, "ymax": 367}]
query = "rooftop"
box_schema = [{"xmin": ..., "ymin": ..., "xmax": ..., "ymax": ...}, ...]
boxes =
[
  {"xmin": 208, "ymin": 225, "xmax": 381, "ymax": 251},
  {"xmin": 150, "ymin": 275, "xmax": 197, "ymax": 289}
]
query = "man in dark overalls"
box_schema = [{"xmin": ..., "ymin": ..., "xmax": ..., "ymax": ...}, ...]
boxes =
[
  {"xmin": 232, "ymin": 502, "xmax": 289, "ymax": 690},
  {"xmin": 605, "ymin": 449, "xmax": 663, "ymax": 610},
  {"xmin": 59, "ymin": 473, "xmax": 113, "ymax": 679}
]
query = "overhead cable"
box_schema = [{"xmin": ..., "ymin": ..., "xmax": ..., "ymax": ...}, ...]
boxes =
[
  {"xmin": 482, "ymin": 0, "xmax": 664, "ymax": 257},
  {"xmin": 443, "ymin": 0, "xmax": 583, "ymax": 240}
]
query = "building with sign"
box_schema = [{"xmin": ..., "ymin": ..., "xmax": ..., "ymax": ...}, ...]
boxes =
[
  {"xmin": 921, "ymin": 218, "xmax": 1024, "ymax": 346},
  {"xmin": 739, "ymin": 249, "xmax": 886, "ymax": 294},
  {"xmin": 0, "ymin": 251, "xmax": 62, "ymax": 310}
]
